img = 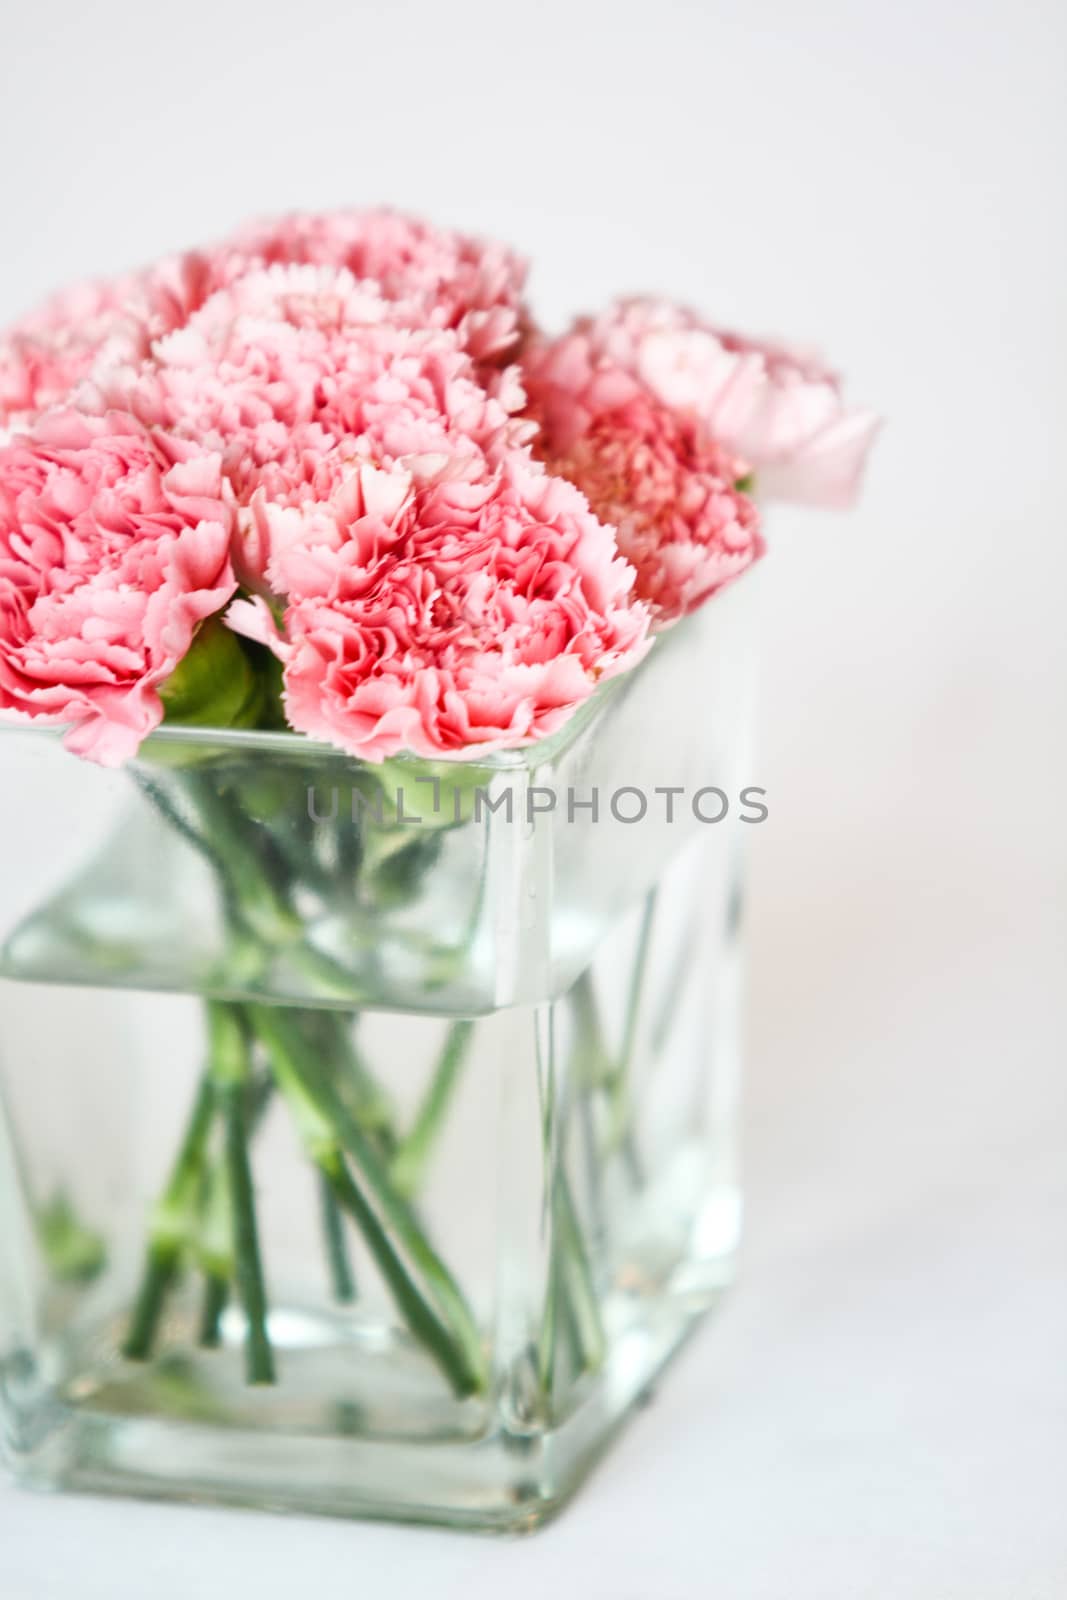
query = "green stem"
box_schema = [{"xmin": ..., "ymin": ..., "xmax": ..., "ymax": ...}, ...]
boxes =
[
  {"xmin": 219, "ymin": 1081, "xmax": 275, "ymax": 1383},
  {"xmin": 194, "ymin": 1071, "xmax": 273, "ymax": 1348},
  {"xmin": 322, "ymin": 1080, "xmax": 484, "ymax": 1389},
  {"xmin": 305, "ymin": 1011, "xmax": 398, "ymax": 1156},
  {"xmin": 323, "ymin": 1154, "xmax": 477, "ymax": 1396},
  {"xmin": 250, "ymin": 1003, "xmax": 485, "ymax": 1396},
  {"xmin": 569, "ymin": 972, "xmax": 613, "ymax": 1252},
  {"xmin": 134, "ymin": 771, "xmax": 288, "ymax": 953},
  {"xmin": 208, "ymin": 1003, "xmax": 275, "ymax": 1384},
  {"xmin": 123, "ymin": 1075, "xmax": 216, "ymax": 1361},
  {"xmin": 575, "ymin": 1082, "xmax": 606, "ymax": 1260},
  {"xmin": 134, "ymin": 774, "xmax": 486, "ymax": 1388},
  {"xmin": 183, "ymin": 777, "xmax": 302, "ymax": 947},
  {"xmin": 555, "ymin": 1171, "xmax": 605, "ymax": 1373},
  {"xmin": 123, "ymin": 1252, "xmax": 181, "ymax": 1363},
  {"xmin": 141, "ymin": 770, "xmax": 374, "ymax": 1002},
  {"xmin": 198, "ymin": 1273, "xmax": 229, "ymax": 1348},
  {"xmin": 606, "ymin": 888, "xmax": 659, "ymax": 1182},
  {"xmin": 534, "ymin": 1040, "xmax": 606, "ymax": 1399},
  {"xmin": 318, "ymin": 1171, "xmax": 357, "ymax": 1303},
  {"xmin": 537, "ymin": 1170, "xmax": 605, "ymax": 1395},
  {"xmin": 194, "ymin": 1166, "xmax": 233, "ymax": 1347},
  {"xmin": 537, "ymin": 1227, "xmax": 566, "ymax": 1396},
  {"xmin": 391, "ymin": 1020, "xmax": 474, "ymax": 1196},
  {"xmin": 196, "ymin": 783, "xmax": 378, "ymax": 999}
]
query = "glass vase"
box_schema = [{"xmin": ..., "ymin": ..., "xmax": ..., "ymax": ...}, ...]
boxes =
[{"xmin": 0, "ymin": 578, "xmax": 753, "ymax": 1530}]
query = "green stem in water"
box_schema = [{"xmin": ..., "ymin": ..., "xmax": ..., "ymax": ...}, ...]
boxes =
[
  {"xmin": 536, "ymin": 1166, "xmax": 605, "ymax": 1394},
  {"xmin": 537, "ymin": 1224, "xmax": 566, "ymax": 1398},
  {"xmin": 194, "ymin": 1071, "xmax": 273, "ymax": 1348},
  {"xmin": 304, "ymin": 1011, "xmax": 398, "ymax": 1157},
  {"xmin": 568, "ymin": 972, "xmax": 613, "ymax": 1252},
  {"xmin": 555, "ymin": 1170, "xmax": 605, "ymax": 1374},
  {"xmin": 606, "ymin": 888, "xmax": 659, "ymax": 1183},
  {"xmin": 183, "ymin": 777, "xmax": 302, "ymax": 948},
  {"xmin": 534, "ymin": 1043, "xmax": 606, "ymax": 1399},
  {"xmin": 250, "ymin": 1003, "xmax": 485, "ymax": 1396},
  {"xmin": 198, "ymin": 1273, "xmax": 229, "ymax": 1348},
  {"xmin": 320, "ymin": 1078, "xmax": 484, "ymax": 1390},
  {"xmin": 391, "ymin": 1020, "xmax": 475, "ymax": 1196},
  {"xmin": 139, "ymin": 771, "xmax": 373, "ymax": 1001},
  {"xmin": 123, "ymin": 1075, "xmax": 216, "ymax": 1361},
  {"xmin": 575, "ymin": 1082, "xmax": 606, "ymax": 1266},
  {"xmin": 318, "ymin": 1171, "xmax": 357, "ymax": 1303},
  {"xmin": 322, "ymin": 1154, "xmax": 477, "ymax": 1396},
  {"xmin": 123, "ymin": 1253, "xmax": 179, "ymax": 1364},
  {"xmin": 207, "ymin": 1002, "xmax": 275, "ymax": 1384},
  {"xmin": 194, "ymin": 1168, "xmax": 233, "ymax": 1348}
]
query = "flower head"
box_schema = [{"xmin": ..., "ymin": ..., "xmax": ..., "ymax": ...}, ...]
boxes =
[
  {"xmin": 0, "ymin": 209, "xmax": 528, "ymax": 436},
  {"xmin": 230, "ymin": 453, "xmax": 649, "ymax": 762},
  {"xmin": 218, "ymin": 207, "xmax": 529, "ymax": 362},
  {"xmin": 0, "ymin": 254, "xmax": 217, "ymax": 432},
  {"xmin": 0, "ymin": 409, "xmax": 235, "ymax": 764},
  {"xmin": 0, "ymin": 212, "xmax": 877, "ymax": 771},
  {"xmin": 525, "ymin": 333, "xmax": 763, "ymax": 622},
  {"xmin": 565, "ymin": 298, "xmax": 880, "ymax": 509},
  {"xmin": 107, "ymin": 264, "xmax": 532, "ymax": 589}
]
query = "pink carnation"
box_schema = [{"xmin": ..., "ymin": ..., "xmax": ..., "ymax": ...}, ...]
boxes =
[
  {"xmin": 0, "ymin": 254, "xmax": 216, "ymax": 431},
  {"xmin": 229, "ymin": 454, "xmax": 649, "ymax": 762},
  {"xmin": 0, "ymin": 409, "xmax": 235, "ymax": 765},
  {"xmin": 218, "ymin": 208, "xmax": 528, "ymax": 362},
  {"xmin": 0, "ymin": 214, "xmax": 878, "ymax": 770},
  {"xmin": 0, "ymin": 209, "xmax": 528, "ymax": 435},
  {"xmin": 569, "ymin": 298, "xmax": 880, "ymax": 509},
  {"xmin": 105, "ymin": 265, "xmax": 532, "ymax": 589},
  {"xmin": 525, "ymin": 334, "xmax": 763, "ymax": 622}
]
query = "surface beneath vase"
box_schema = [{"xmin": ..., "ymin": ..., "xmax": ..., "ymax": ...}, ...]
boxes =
[{"xmin": 5, "ymin": 1271, "xmax": 730, "ymax": 1531}]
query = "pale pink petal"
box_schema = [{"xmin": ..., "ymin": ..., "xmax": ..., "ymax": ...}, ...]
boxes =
[
  {"xmin": 0, "ymin": 410, "xmax": 236, "ymax": 764},
  {"xmin": 568, "ymin": 298, "xmax": 880, "ymax": 510},
  {"xmin": 224, "ymin": 595, "xmax": 290, "ymax": 661}
]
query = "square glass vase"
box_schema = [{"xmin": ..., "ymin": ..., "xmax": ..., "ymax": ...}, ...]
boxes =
[{"xmin": 0, "ymin": 578, "xmax": 752, "ymax": 1530}]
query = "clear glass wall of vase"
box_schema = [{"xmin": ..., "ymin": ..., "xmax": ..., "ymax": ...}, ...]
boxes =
[{"xmin": 0, "ymin": 577, "xmax": 753, "ymax": 1529}]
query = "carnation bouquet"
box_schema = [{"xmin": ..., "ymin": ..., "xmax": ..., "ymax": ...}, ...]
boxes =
[{"xmin": 0, "ymin": 210, "xmax": 876, "ymax": 1523}]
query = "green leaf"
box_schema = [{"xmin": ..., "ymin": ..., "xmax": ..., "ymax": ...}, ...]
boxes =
[{"xmin": 159, "ymin": 618, "xmax": 270, "ymax": 732}]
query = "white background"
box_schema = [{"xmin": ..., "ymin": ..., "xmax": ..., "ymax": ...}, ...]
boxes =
[{"xmin": 1, "ymin": 1, "xmax": 1065, "ymax": 1595}]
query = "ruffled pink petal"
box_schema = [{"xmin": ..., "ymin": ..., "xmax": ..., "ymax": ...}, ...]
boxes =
[
  {"xmin": 225, "ymin": 595, "xmax": 290, "ymax": 662},
  {"xmin": 0, "ymin": 409, "xmax": 236, "ymax": 764},
  {"xmin": 567, "ymin": 298, "xmax": 880, "ymax": 510}
]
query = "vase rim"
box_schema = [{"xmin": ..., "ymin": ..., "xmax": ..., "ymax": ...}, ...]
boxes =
[{"xmin": 0, "ymin": 600, "xmax": 726, "ymax": 775}]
